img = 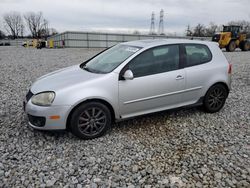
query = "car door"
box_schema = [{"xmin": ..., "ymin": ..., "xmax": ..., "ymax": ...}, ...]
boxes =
[
  {"xmin": 181, "ymin": 44, "xmax": 213, "ymax": 104},
  {"xmin": 118, "ymin": 44, "xmax": 186, "ymax": 119}
]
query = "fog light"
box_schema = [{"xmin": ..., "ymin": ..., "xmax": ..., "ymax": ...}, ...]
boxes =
[{"xmin": 28, "ymin": 114, "xmax": 46, "ymax": 127}]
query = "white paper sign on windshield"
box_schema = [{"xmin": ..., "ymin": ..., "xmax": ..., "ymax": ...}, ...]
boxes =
[{"xmin": 125, "ymin": 47, "xmax": 140, "ymax": 53}]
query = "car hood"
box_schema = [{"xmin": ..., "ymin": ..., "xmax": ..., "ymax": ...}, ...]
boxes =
[{"xmin": 31, "ymin": 65, "xmax": 103, "ymax": 93}]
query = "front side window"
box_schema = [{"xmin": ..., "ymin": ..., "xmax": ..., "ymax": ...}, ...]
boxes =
[
  {"xmin": 128, "ymin": 45, "xmax": 180, "ymax": 78},
  {"xmin": 184, "ymin": 44, "xmax": 212, "ymax": 67},
  {"xmin": 82, "ymin": 44, "xmax": 141, "ymax": 73}
]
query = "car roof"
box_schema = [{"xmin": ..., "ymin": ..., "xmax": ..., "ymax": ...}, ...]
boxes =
[{"xmin": 122, "ymin": 39, "xmax": 214, "ymax": 48}]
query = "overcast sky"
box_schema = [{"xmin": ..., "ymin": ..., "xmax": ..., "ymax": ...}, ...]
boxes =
[{"xmin": 0, "ymin": 0, "xmax": 249, "ymax": 35}]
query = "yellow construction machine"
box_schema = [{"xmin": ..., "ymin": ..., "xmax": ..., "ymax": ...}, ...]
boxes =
[{"xmin": 212, "ymin": 25, "xmax": 250, "ymax": 52}]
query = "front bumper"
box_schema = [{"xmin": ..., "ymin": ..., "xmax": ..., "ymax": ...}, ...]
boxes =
[{"xmin": 24, "ymin": 100, "xmax": 71, "ymax": 130}]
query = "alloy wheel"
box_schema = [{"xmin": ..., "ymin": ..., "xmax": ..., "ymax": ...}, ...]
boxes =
[
  {"xmin": 207, "ymin": 87, "xmax": 226, "ymax": 110},
  {"xmin": 78, "ymin": 107, "xmax": 107, "ymax": 136}
]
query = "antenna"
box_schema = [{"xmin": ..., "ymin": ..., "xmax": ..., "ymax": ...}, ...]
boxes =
[
  {"xmin": 149, "ymin": 12, "xmax": 155, "ymax": 35},
  {"xmin": 158, "ymin": 9, "xmax": 164, "ymax": 35}
]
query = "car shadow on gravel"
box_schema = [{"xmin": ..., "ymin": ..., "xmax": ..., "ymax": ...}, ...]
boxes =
[
  {"xmin": 114, "ymin": 106, "xmax": 202, "ymax": 131},
  {"xmin": 31, "ymin": 129, "xmax": 72, "ymax": 138}
]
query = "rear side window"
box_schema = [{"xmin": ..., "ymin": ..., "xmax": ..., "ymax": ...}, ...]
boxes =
[{"xmin": 184, "ymin": 44, "xmax": 212, "ymax": 67}]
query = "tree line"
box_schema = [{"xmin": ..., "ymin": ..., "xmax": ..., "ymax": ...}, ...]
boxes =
[
  {"xmin": 0, "ymin": 11, "xmax": 58, "ymax": 39},
  {"xmin": 186, "ymin": 20, "xmax": 250, "ymax": 37}
]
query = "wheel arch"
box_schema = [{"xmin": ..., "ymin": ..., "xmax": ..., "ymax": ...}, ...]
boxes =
[
  {"xmin": 228, "ymin": 39, "xmax": 237, "ymax": 45},
  {"xmin": 66, "ymin": 98, "xmax": 116, "ymax": 130}
]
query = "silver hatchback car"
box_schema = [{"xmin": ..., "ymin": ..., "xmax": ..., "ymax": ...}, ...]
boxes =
[{"xmin": 24, "ymin": 39, "xmax": 232, "ymax": 139}]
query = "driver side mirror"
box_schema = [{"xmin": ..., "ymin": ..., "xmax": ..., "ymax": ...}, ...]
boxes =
[{"xmin": 123, "ymin": 70, "xmax": 134, "ymax": 80}]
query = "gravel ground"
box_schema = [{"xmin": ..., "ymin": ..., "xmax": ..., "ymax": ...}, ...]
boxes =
[{"xmin": 0, "ymin": 46, "xmax": 249, "ymax": 187}]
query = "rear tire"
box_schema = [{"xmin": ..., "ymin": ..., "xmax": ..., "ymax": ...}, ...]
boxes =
[
  {"xmin": 226, "ymin": 40, "xmax": 236, "ymax": 52},
  {"xmin": 203, "ymin": 84, "xmax": 228, "ymax": 113},
  {"xmin": 240, "ymin": 41, "xmax": 250, "ymax": 51},
  {"xmin": 70, "ymin": 102, "xmax": 112, "ymax": 139}
]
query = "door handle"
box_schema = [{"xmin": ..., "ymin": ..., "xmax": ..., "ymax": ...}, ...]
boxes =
[{"xmin": 176, "ymin": 75, "xmax": 184, "ymax": 80}]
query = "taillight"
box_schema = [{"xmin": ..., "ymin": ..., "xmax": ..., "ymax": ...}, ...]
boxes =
[{"xmin": 228, "ymin": 63, "xmax": 232, "ymax": 74}]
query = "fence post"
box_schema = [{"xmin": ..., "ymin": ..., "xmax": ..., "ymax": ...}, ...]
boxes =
[
  {"xmin": 87, "ymin": 32, "xmax": 89, "ymax": 48},
  {"xmin": 106, "ymin": 33, "xmax": 108, "ymax": 48}
]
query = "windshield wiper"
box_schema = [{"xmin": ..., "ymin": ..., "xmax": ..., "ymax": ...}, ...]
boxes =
[
  {"xmin": 82, "ymin": 66, "xmax": 93, "ymax": 72},
  {"xmin": 82, "ymin": 65, "xmax": 105, "ymax": 74}
]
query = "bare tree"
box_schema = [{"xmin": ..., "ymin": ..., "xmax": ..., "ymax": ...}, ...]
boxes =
[
  {"xmin": 39, "ymin": 19, "xmax": 50, "ymax": 39},
  {"xmin": 24, "ymin": 12, "xmax": 48, "ymax": 38},
  {"xmin": 186, "ymin": 24, "xmax": 192, "ymax": 36},
  {"xmin": 49, "ymin": 28, "xmax": 58, "ymax": 36},
  {"xmin": 217, "ymin": 24, "xmax": 224, "ymax": 32},
  {"xmin": 193, "ymin": 23, "xmax": 206, "ymax": 37},
  {"xmin": 0, "ymin": 30, "xmax": 6, "ymax": 39},
  {"xmin": 205, "ymin": 22, "xmax": 218, "ymax": 36},
  {"xmin": 188, "ymin": 20, "xmax": 250, "ymax": 38},
  {"xmin": 3, "ymin": 12, "xmax": 24, "ymax": 39}
]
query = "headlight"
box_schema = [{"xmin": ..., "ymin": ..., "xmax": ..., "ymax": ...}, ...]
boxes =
[{"xmin": 31, "ymin": 92, "xmax": 55, "ymax": 106}]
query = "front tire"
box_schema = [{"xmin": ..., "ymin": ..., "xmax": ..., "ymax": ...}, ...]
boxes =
[
  {"xmin": 203, "ymin": 84, "xmax": 228, "ymax": 113},
  {"xmin": 226, "ymin": 40, "xmax": 236, "ymax": 52},
  {"xmin": 70, "ymin": 102, "xmax": 112, "ymax": 139}
]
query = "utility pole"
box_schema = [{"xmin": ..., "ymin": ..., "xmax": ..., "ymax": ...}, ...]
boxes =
[
  {"xmin": 158, "ymin": 9, "xmax": 164, "ymax": 35},
  {"xmin": 149, "ymin": 12, "xmax": 155, "ymax": 35}
]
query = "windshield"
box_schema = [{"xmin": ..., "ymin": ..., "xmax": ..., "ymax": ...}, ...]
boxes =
[
  {"xmin": 223, "ymin": 26, "xmax": 240, "ymax": 33},
  {"xmin": 82, "ymin": 44, "xmax": 141, "ymax": 73},
  {"xmin": 223, "ymin": 26, "xmax": 230, "ymax": 32}
]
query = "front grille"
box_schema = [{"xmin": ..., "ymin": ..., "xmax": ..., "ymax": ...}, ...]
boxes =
[
  {"xmin": 26, "ymin": 90, "xmax": 34, "ymax": 102},
  {"xmin": 28, "ymin": 114, "xmax": 46, "ymax": 127},
  {"xmin": 212, "ymin": 34, "xmax": 221, "ymax": 42}
]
